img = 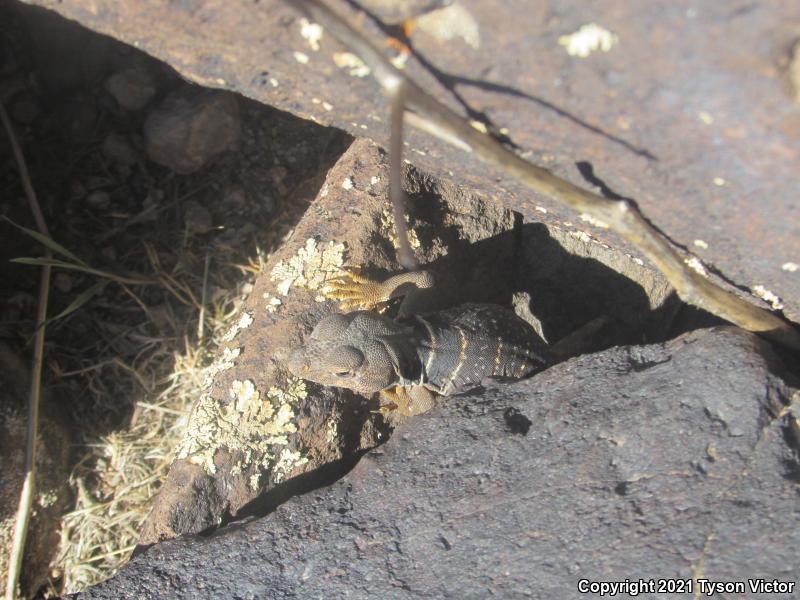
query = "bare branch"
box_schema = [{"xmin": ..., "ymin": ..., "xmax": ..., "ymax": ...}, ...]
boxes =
[{"xmin": 290, "ymin": 0, "xmax": 800, "ymax": 351}]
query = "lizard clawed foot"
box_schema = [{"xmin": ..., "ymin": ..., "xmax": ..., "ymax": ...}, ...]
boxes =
[
  {"xmin": 325, "ymin": 267, "xmax": 393, "ymax": 311},
  {"xmin": 378, "ymin": 385, "xmax": 436, "ymax": 417},
  {"xmin": 377, "ymin": 386, "xmax": 410, "ymax": 416}
]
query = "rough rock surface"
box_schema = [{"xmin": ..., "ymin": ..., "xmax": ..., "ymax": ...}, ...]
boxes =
[
  {"xmin": 19, "ymin": 0, "xmax": 800, "ymax": 323},
  {"xmin": 139, "ymin": 135, "xmax": 681, "ymax": 544},
  {"xmin": 74, "ymin": 327, "xmax": 799, "ymax": 599},
  {"xmin": 138, "ymin": 137, "xmax": 525, "ymax": 543}
]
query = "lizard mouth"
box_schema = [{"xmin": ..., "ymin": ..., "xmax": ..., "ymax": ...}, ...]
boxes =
[{"xmin": 287, "ymin": 349, "xmax": 310, "ymax": 377}]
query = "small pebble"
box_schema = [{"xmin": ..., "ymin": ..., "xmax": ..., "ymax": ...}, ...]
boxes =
[
  {"xmin": 144, "ymin": 90, "xmax": 241, "ymax": 173},
  {"xmin": 106, "ymin": 66, "xmax": 157, "ymax": 111},
  {"xmin": 85, "ymin": 190, "xmax": 111, "ymax": 210}
]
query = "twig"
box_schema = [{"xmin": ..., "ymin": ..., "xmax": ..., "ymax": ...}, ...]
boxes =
[
  {"xmin": 1, "ymin": 102, "xmax": 52, "ymax": 600},
  {"xmin": 197, "ymin": 252, "xmax": 211, "ymax": 341},
  {"xmin": 289, "ymin": 0, "xmax": 800, "ymax": 351},
  {"xmin": 388, "ymin": 82, "xmax": 419, "ymax": 272}
]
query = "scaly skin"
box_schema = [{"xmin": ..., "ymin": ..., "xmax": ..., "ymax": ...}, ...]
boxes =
[{"xmin": 289, "ymin": 270, "xmax": 550, "ymax": 416}]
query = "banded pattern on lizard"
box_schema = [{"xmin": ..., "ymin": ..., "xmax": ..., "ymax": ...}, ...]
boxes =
[{"xmin": 288, "ymin": 270, "xmax": 550, "ymax": 416}]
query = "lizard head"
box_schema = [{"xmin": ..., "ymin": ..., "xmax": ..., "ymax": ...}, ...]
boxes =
[{"xmin": 288, "ymin": 311, "xmax": 412, "ymax": 395}]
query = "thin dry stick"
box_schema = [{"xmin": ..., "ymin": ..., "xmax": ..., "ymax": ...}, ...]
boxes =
[
  {"xmin": 290, "ymin": 0, "xmax": 800, "ymax": 351},
  {"xmin": 388, "ymin": 81, "xmax": 419, "ymax": 272},
  {"xmin": 197, "ymin": 252, "xmax": 211, "ymax": 341},
  {"xmin": 1, "ymin": 103, "xmax": 52, "ymax": 600}
]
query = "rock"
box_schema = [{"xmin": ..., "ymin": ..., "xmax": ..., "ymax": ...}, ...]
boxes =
[
  {"xmin": 16, "ymin": 0, "xmax": 800, "ymax": 323},
  {"xmin": 137, "ymin": 135, "xmax": 682, "ymax": 545},
  {"xmin": 136, "ymin": 136, "xmax": 519, "ymax": 544},
  {"xmin": 105, "ymin": 66, "xmax": 156, "ymax": 111},
  {"xmin": 70, "ymin": 327, "xmax": 799, "ymax": 599},
  {"xmin": 143, "ymin": 89, "xmax": 241, "ymax": 174},
  {"xmin": 101, "ymin": 132, "xmax": 138, "ymax": 166}
]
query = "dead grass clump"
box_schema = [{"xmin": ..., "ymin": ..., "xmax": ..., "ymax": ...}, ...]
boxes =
[{"xmin": 54, "ymin": 279, "xmax": 251, "ymax": 593}]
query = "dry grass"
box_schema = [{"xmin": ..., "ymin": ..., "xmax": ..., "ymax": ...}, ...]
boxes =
[{"xmin": 53, "ymin": 258, "xmax": 264, "ymax": 593}]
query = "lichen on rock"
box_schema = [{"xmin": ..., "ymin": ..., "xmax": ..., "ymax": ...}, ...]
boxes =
[
  {"xmin": 269, "ymin": 237, "xmax": 346, "ymax": 296},
  {"xmin": 175, "ymin": 377, "xmax": 307, "ymax": 478}
]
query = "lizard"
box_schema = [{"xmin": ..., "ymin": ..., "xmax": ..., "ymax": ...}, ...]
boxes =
[{"xmin": 288, "ymin": 268, "xmax": 551, "ymax": 416}]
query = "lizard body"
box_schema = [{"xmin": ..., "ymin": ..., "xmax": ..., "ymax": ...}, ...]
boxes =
[{"xmin": 288, "ymin": 270, "xmax": 550, "ymax": 416}]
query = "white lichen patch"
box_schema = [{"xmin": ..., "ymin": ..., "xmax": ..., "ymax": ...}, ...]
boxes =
[
  {"xmin": 698, "ymin": 111, "xmax": 714, "ymax": 125},
  {"xmin": 568, "ymin": 229, "xmax": 593, "ymax": 244},
  {"xmin": 390, "ymin": 52, "xmax": 409, "ymax": 69},
  {"xmin": 380, "ymin": 207, "xmax": 421, "ymax": 251},
  {"xmin": 579, "ymin": 213, "xmax": 610, "ymax": 228},
  {"xmin": 269, "ymin": 78, "xmax": 279, "ymax": 88},
  {"xmin": 299, "ymin": 18, "xmax": 323, "ymax": 51},
  {"xmin": 559, "ymin": 24, "xmax": 618, "ymax": 57},
  {"xmin": 535, "ymin": 205, "xmax": 548, "ymax": 214},
  {"xmin": 222, "ymin": 311, "xmax": 254, "ymax": 342},
  {"xmin": 270, "ymin": 238, "xmax": 346, "ymax": 296},
  {"xmin": 333, "ymin": 52, "xmax": 370, "ymax": 77},
  {"xmin": 175, "ymin": 377, "xmax": 307, "ymax": 479},
  {"xmin": 712, "ymin": 177, "xmax": 726, "ymax": 186},
  {"xmin": 263, "ymin": 293, "xmax": 282, "ymax": 314},
  {"xmin": 693, "ymin": 239, "xmax": 709, "ymax": 249},
  {"xmin": 341, "ymin": 177, "xmax": 354, "ymax": 190},
  {"xmin": 322, "ymin": 101, "xmax": 333, "ymax": 111},
  {"xmin": 293, "ymin": 51, "xmax": 310, "ymax": 65},
  {"xmin": 752, "ymin": 285, "xmax": 784, "ymax": 310},
  {"xmin": 781, "ymin": 262, "xmax": 798, "ymax": 272},
  {"xmin": 273, "ymin": 448, "xmax": 309, "ymax": 484},
  {"xmin": 469, "ymin": 119, "xmax": 488, "ymax": 134},
  {"xmin": 202, "ymin": 346, "xmax": 241, "ymax": 389},
  {"xmin": 326, "ymin": 417, "xmax": 339, "ymax": 444},
  {"xmin": 416, "ymin": 2, "xmax": 481, "ymax": 49},
  {"xmin": 685, "ymin": 256, "xmax": 708, "ymax": 277}
]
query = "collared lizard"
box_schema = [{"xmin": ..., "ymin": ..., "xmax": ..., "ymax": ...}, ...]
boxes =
[{"xmin": 288, "ymin": 268, "xmax": 551, "ymax": 416}]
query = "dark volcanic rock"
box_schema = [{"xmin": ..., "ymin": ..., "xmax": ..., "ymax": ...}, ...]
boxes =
[
  {"xmin": 19, "ymin": 0, "xmax": 800, "ymax": 323},
  {"xmin": 73, "ymin": 327, "xmax": 800, "ymax": 599}
]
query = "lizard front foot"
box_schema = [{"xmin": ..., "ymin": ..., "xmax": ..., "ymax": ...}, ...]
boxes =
[
  {"xmin": 378, "ymin": 385, "xmax": 436, "ymax": 417},
  {"xmin": 325, "ymin": 268, "xmax": 435, "ymax": 312},
  {"xmin": 325, "ymin": 267, "xmax": 393, "ymax": 311}
]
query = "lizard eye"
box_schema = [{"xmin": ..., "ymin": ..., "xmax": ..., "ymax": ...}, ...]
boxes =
[{"xmin": 324, "ymin": 346, "xmax": 364, "ymax": 375}]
